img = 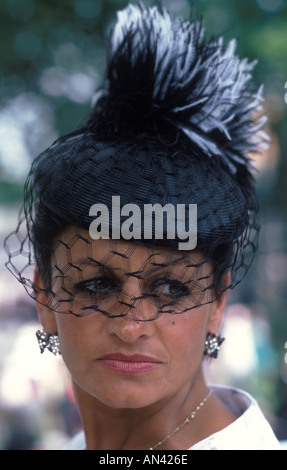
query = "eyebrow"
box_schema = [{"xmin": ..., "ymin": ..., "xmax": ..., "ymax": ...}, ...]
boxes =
[
  {"xmin": 75, "ymin": 258, "xmax": 147, "ymax": 280},
  {"xmin": 66, "ymin": 257, "xmax": 125, "ymax": 276},
  {"xmin": 63, "ymin": 246, "xmax": 201, "ymax": 281},
  {"xmin": 70, "ymin": 251, "xmax": 196, "ymax": 268}
]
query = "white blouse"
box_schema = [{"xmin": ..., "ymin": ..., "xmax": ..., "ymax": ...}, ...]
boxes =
[{"xmin": 63, "ymin": 385, "xmax": 281, "ymax": 450}]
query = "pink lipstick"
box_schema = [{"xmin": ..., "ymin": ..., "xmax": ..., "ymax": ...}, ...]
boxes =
[{"xmin": 97, "ymin": 353, "xmax": 161, "ymax": 373}]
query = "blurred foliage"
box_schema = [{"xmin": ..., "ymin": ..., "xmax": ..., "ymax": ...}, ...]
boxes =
[{"xmin": 0, "ymin": 181, "xmax": 23, "ymax": 203}]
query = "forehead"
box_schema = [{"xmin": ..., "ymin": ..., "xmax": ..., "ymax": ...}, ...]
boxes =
[{"xmin": 51, "ymin": 225, "xmax": 204, "ymax": 274}]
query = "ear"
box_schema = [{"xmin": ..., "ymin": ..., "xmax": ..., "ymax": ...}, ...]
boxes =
[
  {"xmin": 34, "ymin": 268, "xmax": 57, "ymax": 335},
  {"xmin": 206, "ymin": 273, "xmax": 230, "ymax": 334}
]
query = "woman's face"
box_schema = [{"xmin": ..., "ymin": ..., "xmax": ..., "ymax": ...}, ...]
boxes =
[{"xmin": 36, "ymin": 226, "xmax": 226, "ymax": 410}]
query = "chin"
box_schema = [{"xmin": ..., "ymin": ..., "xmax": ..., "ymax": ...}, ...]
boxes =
[{"xmin": 89, "ymin": 380, "xmax": 163, "ymax": 410}]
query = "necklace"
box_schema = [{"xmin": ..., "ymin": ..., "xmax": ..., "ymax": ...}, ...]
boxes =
[{"xmin": 149, "ymin": 390, "xmax": 212, "ymax": 450}]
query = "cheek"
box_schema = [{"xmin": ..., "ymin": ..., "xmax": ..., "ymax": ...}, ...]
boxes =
[
  {"xmin": 164, "ymin": 310, "xmax": 209, "ymax": 373},
  {"xmin": 54, "ymin": 314, "xmax": 99, "ymax": 377}
]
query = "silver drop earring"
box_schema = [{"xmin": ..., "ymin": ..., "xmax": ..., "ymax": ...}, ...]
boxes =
[
  {"xmin": 36, "ymin": 329, "xmax": 61, "ymax": 356},
  {"xmin": 204, "ymin": 332, "xmax": 225, "ymax": 359}
]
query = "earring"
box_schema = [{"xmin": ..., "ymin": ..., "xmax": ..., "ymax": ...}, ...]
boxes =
[
  {"xmin": 204, "ymin": 332, "xmax": 225, "ymax": 359},
  {"xmin": 36, "ymin": 329, "xmax": 61, "ymax": 356}
]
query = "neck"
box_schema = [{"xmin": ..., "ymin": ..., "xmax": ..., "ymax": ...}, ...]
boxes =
[{"xmin": 72, "ymin": 368, "xmax": 211, "ymax": 450}]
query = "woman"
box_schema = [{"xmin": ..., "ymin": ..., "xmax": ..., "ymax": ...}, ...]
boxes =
[{"xmin": 5, "ymin": 3, "xmax": 280, "ymax": 450}]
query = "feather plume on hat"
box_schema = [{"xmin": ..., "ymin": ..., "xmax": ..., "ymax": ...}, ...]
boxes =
[{"xmin": 89, "ymin": 2, "xmax": 269, "ymax": 175}]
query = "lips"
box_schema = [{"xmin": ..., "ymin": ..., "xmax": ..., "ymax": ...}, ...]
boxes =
[{"xmin": 97, "ymin": 352, "xmax": 162, "ymax": 373}]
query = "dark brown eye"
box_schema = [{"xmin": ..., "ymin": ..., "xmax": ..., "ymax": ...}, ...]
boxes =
[
  {"xmin": 76, "ymin": 277, "xmax": 118, "ymax": 296},
  {"xmin": 151, "ymin": 280, "xmax": 190, "ymax": 298}
]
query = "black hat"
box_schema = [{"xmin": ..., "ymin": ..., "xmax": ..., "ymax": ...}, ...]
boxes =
[{"xmin": 29, "ymin": 3, "xmax": 267, "ymax": 244}]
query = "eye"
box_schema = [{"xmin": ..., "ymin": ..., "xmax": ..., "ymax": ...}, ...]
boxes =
[
  {"xmin": 75, "ymin": 277, "xmax": 119, "ymax": 296},
  {"xmin": 151, "ymin": 279, "xmax": 190, "ymax": 298}
]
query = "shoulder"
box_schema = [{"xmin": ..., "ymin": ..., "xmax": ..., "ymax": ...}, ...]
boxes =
[{"xmin": 190, "ymin": 385, "xmax": 281, "ymax": 450}]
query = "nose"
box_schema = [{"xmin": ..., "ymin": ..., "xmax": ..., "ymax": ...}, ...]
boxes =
[
  {"xmin": 106, "ymin": 277, "xmax": 155, "ymax": 342},
  {"xmin": 107, "ymin": 313, "xmax": 154, "ymax": 343}
]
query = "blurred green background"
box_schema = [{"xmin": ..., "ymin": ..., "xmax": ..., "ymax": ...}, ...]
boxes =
[{"xmin": 0, "ymin": 0, "xmax": 286, "ymax": 449}]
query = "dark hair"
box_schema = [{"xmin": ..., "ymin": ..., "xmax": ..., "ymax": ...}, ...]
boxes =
[{"xmin": 32, "ymin": 203, "xmax": 68, "ymax": 289}]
